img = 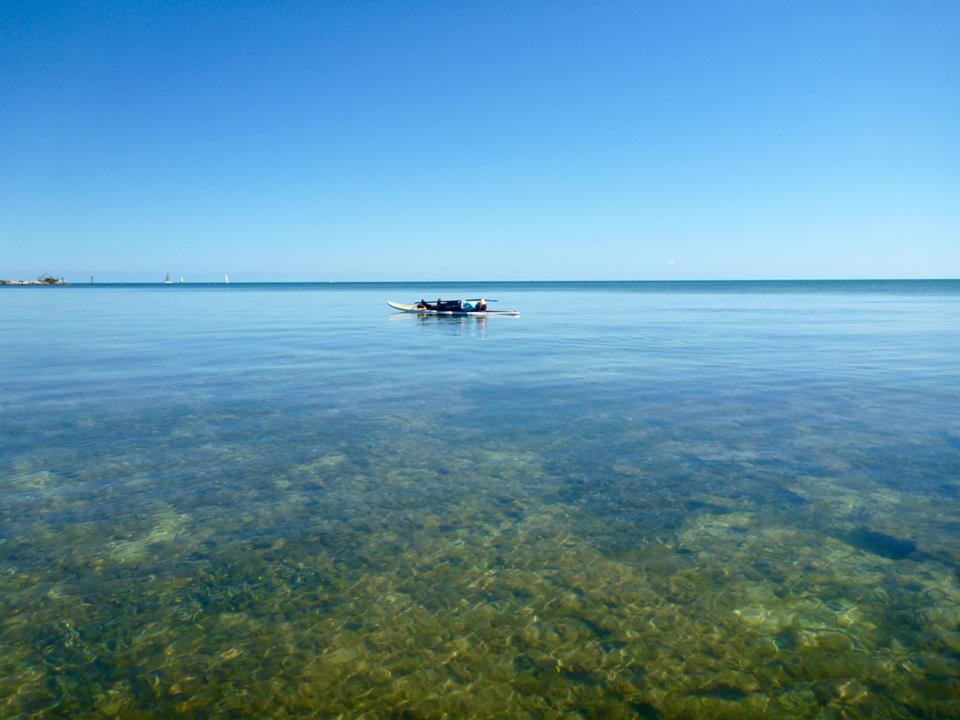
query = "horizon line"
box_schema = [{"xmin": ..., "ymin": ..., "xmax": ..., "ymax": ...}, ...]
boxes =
[{"xmin": 6, "ymin": 277, "xmax": 958, "ymax": 285}]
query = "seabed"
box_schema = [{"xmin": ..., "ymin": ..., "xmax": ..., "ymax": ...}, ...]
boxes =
[{"xmin": 2, "ymin": 406, "xmax": 959, "ymax": 718}]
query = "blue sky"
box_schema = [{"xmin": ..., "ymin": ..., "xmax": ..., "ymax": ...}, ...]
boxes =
[{"xmin": 1, "ymin": 1, "xmax": 957, "ymax": 281}]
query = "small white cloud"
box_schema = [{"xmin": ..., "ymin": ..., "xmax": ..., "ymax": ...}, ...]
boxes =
[{"xmin": 664, "ymin": 260, "xmax": 677, "ymax": 265}]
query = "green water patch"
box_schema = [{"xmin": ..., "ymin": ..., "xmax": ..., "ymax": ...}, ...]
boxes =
[{"xmin": 2, "ymin": 405, "xmax": 960, "ymax": 718}]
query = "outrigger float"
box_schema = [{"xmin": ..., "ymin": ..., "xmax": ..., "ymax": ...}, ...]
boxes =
[{"xmin": 388, "ymin": 298, "xmax": 520, "ymax": 317}]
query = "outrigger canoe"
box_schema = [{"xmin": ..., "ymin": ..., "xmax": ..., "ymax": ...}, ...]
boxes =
[{"xmin": 388, "ymin": 301, "xmax": 520, "ymax": 317}]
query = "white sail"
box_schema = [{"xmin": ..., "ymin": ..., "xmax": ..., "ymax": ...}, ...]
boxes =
[
  {"xmin": 224, "ymin": 274, "xmax": 230, "ymax": 284},
  {"xmin": 164, "ymin": 273, "xmax": 172, "ymax": 284}
]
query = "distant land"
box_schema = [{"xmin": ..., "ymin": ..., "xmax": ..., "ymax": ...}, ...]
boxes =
[{"xmin": 0, "ymin": 274, "xmax": 68, "ymax": 285}]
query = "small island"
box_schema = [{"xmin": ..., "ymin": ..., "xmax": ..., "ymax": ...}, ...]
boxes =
[{"xmin": 0, "ymin": 273, "xmax": 69, "ymax": 285}]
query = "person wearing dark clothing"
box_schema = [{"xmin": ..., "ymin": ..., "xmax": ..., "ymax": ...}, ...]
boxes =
[
  {"xmin": 415, "ymin": 298, "xmax": 488, "ymax": 312},
  {"xmin": 418, "ymin": 298, "xmax": 465, "ymax": 311}
]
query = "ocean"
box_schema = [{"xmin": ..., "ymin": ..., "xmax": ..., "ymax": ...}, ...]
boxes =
[{"xmin": 1, "ymin": 280, "xmax": 958, "ymax": 717}]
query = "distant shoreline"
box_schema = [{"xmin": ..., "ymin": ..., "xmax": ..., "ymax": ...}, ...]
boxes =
[{"xmin": 0, "ymin": 276, "xmax": 68, "ymax": 286}]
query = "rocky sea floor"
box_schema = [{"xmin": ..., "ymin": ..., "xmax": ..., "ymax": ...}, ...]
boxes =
[{"xmin": 2, "ymin": 402, "xmax": 959, "ymax": 719}]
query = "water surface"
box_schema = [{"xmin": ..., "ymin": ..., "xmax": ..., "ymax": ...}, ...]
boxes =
[{"xmin": 2, "ymin": 281, "xmax": 959, "ymax": 717}]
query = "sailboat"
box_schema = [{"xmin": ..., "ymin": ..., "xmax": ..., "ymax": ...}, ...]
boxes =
[
  {"xmin": 179, "ymin": 277, "xmax": 185, "ymax": 284},
  {"xmin": 224, "ymin": 274, "xmax": 230, "ymax": 284},
  {"xmin": 163, "ymin": 273, "xmax": 172, "ymax": 284}
]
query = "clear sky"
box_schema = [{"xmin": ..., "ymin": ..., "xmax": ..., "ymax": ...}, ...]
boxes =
[{"xmin": 1, "ymin": 1, "xmax": 957, "ymax": 281}]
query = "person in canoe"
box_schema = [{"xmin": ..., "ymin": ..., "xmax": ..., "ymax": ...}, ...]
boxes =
[{"xmin": 417, "ymin": 298, "xmax": 488, "ymax": 312}]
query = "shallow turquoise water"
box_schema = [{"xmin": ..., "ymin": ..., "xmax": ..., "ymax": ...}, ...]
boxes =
[{"xmin": 1, "ymin": 281, "xmax": 958, "ymax": 717}]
